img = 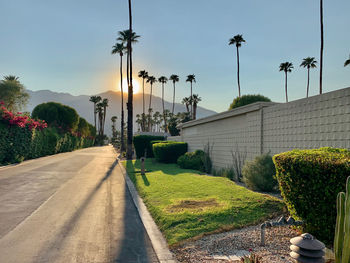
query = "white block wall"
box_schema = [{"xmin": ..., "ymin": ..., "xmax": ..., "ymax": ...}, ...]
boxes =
[{"xmin": 168, "ymin": 87, "xmax": 350, "ymax": 170}]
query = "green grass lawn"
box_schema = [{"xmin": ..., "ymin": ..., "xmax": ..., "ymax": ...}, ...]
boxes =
[{"xmin": 123, "ymin": 159, "xmax": 284, "ymax": 246}]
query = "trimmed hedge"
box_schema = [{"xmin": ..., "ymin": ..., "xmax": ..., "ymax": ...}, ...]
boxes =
[
  {"xmin": 229, "ymin": 94, "xmax": 271, "ymax": 110},
  {"xmin": 153, "ymin": 141, "xmax": 188, "ymax": 163},
  {"xmin": 177, "ymin": 150, "xmax": 206, "ymax": 172},
  {"xmin": 133, "ymin": 135, "xmax": 165, "ymax": 158},
  {"xmin": 273, "ymin": 147, "xmax": 350, "ymax": 244},
  {"xmin": 0, "ymin": 124, "xmax": 94, "ymax": 165}
]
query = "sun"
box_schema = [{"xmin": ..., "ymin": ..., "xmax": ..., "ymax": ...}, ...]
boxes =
[{"xmin": 120, "ymin": 78, "xmax": 140, "ymax": 94}]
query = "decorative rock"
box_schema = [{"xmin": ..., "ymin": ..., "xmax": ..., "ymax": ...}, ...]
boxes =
[
  {"xmin": 290, "ymin": 245, "xmax": 325, "ymax": 258},
  {"xmin": 290, "ymin": 233, "xmax": 325, "ymax": 251},
  {"xmin": 290, "ymin": 252, "xmax": 325, "ymax": 263},
  {"xmin": 290, "ymin": 233, "xmax": 325, "ymax": 263}
]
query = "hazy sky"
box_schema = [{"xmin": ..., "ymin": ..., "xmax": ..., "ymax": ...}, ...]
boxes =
[{"xmin": 0, "ymin": 0, "xmax": 349, "ymax": 112}]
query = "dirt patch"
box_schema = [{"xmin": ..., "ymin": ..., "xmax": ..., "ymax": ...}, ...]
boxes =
[{"xmin": 167, "ymin": 198, "xmax": 220, "ymax": 213}]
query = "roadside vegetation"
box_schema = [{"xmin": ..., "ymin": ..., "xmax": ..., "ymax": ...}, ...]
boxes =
[{"xmin": 123, "ymin": 158, "xmax": 284, "ymax": 245}]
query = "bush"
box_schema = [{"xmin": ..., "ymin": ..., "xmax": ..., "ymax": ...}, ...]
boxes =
[
  {"xmin": 273, "ymin": 148, "xmax": 350, "ymax": 244},
  {"xmin": 133, "ymin": 135, "xmax": 165, "ymax": 158},
  {"xmin": 242, "ymin": 154, "xmax": 277, "ymax": 192},
  {"xmin": 153, "ymin": 141, "xmax": 187, "ymax": 163},
  {"xmin": 229, "ymin": 94, "xmax": 271, "ymax": 110},
  {"xmin": 212, "ymin": 167, "xmax": 236, "ymax": 181},
  {"xmin": 177, "ymin": 150, "xmax": 206, "ymax": 172}
]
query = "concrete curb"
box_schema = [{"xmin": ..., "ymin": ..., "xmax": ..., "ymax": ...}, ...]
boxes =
[{"xmin": 118, "ymin": 162, "xmax": 177, "ymax": 263}]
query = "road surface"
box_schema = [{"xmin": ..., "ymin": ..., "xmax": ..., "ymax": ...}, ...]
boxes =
[{"xmin": 0, "ymin": 146, "xmax": 158, "ymax": 263}]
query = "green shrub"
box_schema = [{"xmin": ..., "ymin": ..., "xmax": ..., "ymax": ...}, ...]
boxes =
[
  {"xmin": 229, "ymin": 94, "xmax": 271, "ymax": 110},
  {"xmin": 273, "ymin": 147, "xmax": 350, "ymax": 244},
  {"xmin": 133, "ymin": 135, "xmax": 165, "ymax": 158},
  {"xmin": 177, "ymin": 150, "xmax": 206, "ymax": 172},
  {"xmin": 212, "ymin": 167, "xmax": 236, "ymax": 181},
  {"xmin": 242, "ymin": 154, "xmax": 277, "ymax": 192},
  {"xmin": 153, "ymin": 142, "xmax": 187, "ymax": 163}
]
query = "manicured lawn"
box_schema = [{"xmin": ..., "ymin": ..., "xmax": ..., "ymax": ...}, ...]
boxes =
[{"xmin": 122, "ymin": 159, "xmax": 284, "ymax": 245}]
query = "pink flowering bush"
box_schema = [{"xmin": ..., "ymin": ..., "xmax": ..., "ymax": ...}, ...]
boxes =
[
  {"xmin": 0, "ymin": 102, "xmax": 47, "ymax": 130},
  {"xmin": 0, "ymin": 101, "xmax": 94, "ymax": 165}
]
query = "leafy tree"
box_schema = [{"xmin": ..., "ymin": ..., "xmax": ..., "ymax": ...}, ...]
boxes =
[
  {"xmin": 32, "ymin": 102, "xmax": 79, "ymax": 132},
  {"xmin": 158, "ymin": 76, "xmax": 168, "ymax": 132},
  {"xmin": 77, "ymin": 117, "xmax": 91, "ymax": 137},
  {"xmin": 300, "ymin": 57, "xmax": 317, "ymax": 98},
  {"xmin": 138, "ymin": 70, "xmax": 148, "ymax": 130},
  {"xmin": 89, "ymin": 96, "xmax": 101, "ymax": 129},
  {"xmin": 345, "ymin": 55, "xmax": 350, "ymax": 67},
  {"xmin": 191, "ymin": 94, "xmax": 201, "ymax": 120},
  {"xmin": 169, "ymin": 74, "xmax": 179, "ymax": 114},
  {"xmin": 186, "ymin": 74, "xmax": 196, "ymax": 119},
  {"xmin": 229, "ymin": 34, "xmax": 246, "ymax": 98},
  {"xmin": 279, "ymin": 62, "xmax": 293, "ymax": 102},
  {"xmin": 111, "ymin": 42, "xmax": 126, "ymax": 152},
  {"xmin": 0, "ymin": 75, "xmax": 29, "ymax": 112},
  {"xmin": 229, "ymin": 94, "xmax": 271, "ymax": 110}
]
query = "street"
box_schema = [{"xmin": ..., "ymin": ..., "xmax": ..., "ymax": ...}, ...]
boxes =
[{"xmin": 0, "ymin": 146, "xmax": 158, "ymax": 263}]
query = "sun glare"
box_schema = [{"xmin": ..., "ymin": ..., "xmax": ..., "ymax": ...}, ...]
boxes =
[{"xmin": 120, "ymin": 78, "xmax": 140, "ymax": 94}]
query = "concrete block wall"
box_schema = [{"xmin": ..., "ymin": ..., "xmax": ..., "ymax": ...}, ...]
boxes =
[{"xmin": 168, "ymin": 87, "xmax": 350, "ymax": 170}]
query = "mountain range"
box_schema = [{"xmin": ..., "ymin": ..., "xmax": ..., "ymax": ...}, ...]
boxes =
[{"xmin": 25, "ymin": 90, "xmax": 217, "ymax": 136}]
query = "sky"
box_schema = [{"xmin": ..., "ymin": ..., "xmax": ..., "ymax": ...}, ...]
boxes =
[{"xmin": 0, "ymin": 0, "xmax": 349, "ymax": 113}]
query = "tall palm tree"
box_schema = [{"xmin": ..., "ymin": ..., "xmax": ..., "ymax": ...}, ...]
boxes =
[
  {"xmin": 138, "ymin": 71, "xmax": 148, "ymax": 119},
  {"xmin": 117, "ymin": 27, "xmax": 140, "ymax": 159},
  {"xmin": 279, "ymin": 62, "xmax": 293, "ymax": 103},
  {"xmin": 111, "ymin": 42, "xmax": 126, "ymax": 152},
  {"xmin": 146, "ymin": 76, "xmax": 157, "ymax": 131},
  {"xmin": 89, "ymin": 96, "xmax": 102, "ymax": 129},
  {"xmin": 96, "ymin": 102, "xmax": 104, "ymax": 137},
  {"xmin": 186, "ymin": 74, "xmax": 196, "ymax": 119},
  {"xmin": 191, "ymin": 94, "xmax": 202, "ymax": 120},
  {"xmin": 111, "ymin": 116, "xmax": 118, "ymax": 138},
  {"xmin": 101, "ymin": 98, "xmax": 109, "ymax": 136},
  {"xmin": 169, "ymin": 74, "xmax": 179, "ymax": 114},
  {"xmin": 158, "ymin": 76, "xmax": 168, "ymax": 132},
  {"xmin": 229, "ymin": 34, "xmax": 246, "ymax": 98},
  {"xmin": 181, "ymin": 97, "xmax": 191, "ymax": 113},
  {"xmin": 319, "ymin": 0, "xmax": 324, "ymax": 94},
  {"xmin": 345, "ymin": 55, "xmax": 350, "ymax": 67},
  {"xmin": 300, "ymin": 57, "xmax": 317, "ymax": 98}
]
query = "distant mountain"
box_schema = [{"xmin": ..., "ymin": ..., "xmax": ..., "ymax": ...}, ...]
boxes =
[{"xmin": 25, "ymin": 90, "xmax": 217, "ymax": 136}]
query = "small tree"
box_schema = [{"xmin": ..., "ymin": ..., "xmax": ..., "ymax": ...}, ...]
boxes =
[{"xmin": 0, "ymin": 75, "xmax": 29, "ymax": 112}]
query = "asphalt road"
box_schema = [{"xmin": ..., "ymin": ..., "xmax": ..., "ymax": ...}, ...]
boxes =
[{"xmin": 0, "ymin": 146, "xmax": 158, "ymax": 263}]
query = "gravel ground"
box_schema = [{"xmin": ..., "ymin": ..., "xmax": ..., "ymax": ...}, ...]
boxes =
[{"xmin": 171, "ymin": 223, "xmax": 299, "ymax": 263}]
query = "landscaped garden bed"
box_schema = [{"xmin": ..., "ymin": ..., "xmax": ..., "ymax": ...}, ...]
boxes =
[{"xmin": 122, "ymin": 158, "xmax": 285, "ymax": 246}]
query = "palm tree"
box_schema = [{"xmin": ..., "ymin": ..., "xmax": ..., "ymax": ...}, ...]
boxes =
[
  {"xmin": 169, "ymin": 74, "xmax": 179, "ymax": 114},
  {"xmin": 186, "ymin": 74, "xmax": 196, "ymax": 119},
  {"xmin": 191, "ymin": 94, "xmax": 202, "ymax": 120},
  {"xmin": 117, "ymin": 27, "xmax": 140, "ymax": 159},
  {"xmin": 181, "ymin": 97, "xmax": 191, "ymax": 113},
  {"xmin": 146, "ymin": 76, "xmax": 157, "ymax": 131},
  {"xmin": 158, "ymin": 76, "xmax": 168, "ymax": 132},
  {"xmin": 300, "ymin": 57, "xmax": 317, "ymax": 98},
  {"xmin": 96, "ymin": 102, "xmax": 104, "ymax": 137},
  {"xmin": 101, "ymin": 98, "xmax": 109, "ymax": 136},
  {"xmin": 111, "ymin": 116, "xmax": 118, "ymax": 137},
  {"xmin": 345, "ymin": 55, "xmax": 350, "ymax": 67},
  {"xmin": 279, "ymin": 62, "xmax": 293, "ymax": 103},
  {"xmin": 138, "ymin": 70, "xmax": 148, "ymax": 131},
  {"xmin": 89, "ymin": 96, "xmax": 102, "ymax": 129},
  {"xmin": 229, "ymin": 34, "xmax": 246, "ymax": 98},
  {"xmin": 319, "ymin": 0, "xmax": 324, "ymax": 94},
  {"xmin": 111, "ymin": 42, "xmax": 126, "ymax": 152}
]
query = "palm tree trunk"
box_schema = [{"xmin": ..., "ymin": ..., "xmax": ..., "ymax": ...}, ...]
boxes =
[
  {"xmin": 102, "ymin": 106, "xmax": 106, "ymax": 136},
  {"xmin": 148, "ymin": 85, "xmax": 152, "ymax": 132},
  {"xmin": 162, "ymin": 84, "xmax": 167, "ymax": 132},
  {"xmin": 93, "ymin": 103, "xmax": 96, "ymax": 129},
  {"xmin": 285, "ymin": 72, "xmax": 288, "ymax": 103},
  {"xmin": 172, "ymin": 82, "xmax": 175, "ymax": 114},
  {"xmin": 307, "ymin": 67, "xmax": 310, "ymax": 98},
  {"xmin": 127, "ymin": 0, "xmax": 133, "ymax": 160},
  {"xmin": 142, "ymin": 77, "xmax": 145, "ymax": 131},
  {"xmin": 236, "ymin": 45, "xmax": 241, "ymax": 97},
  {"xmin": 193, "ymin": 103, "xmax": 197, "ymax": 120},
  {"xmin": 190, "ymin": 82, "xmax": 193, "ymax": 119},
  {"xmin": 120, "ymin": 54, "xmax": 125, "ymax": 152},
  {"xmin": 319, "ymin": 0, "xmax": 324, "ymax": 94}
]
